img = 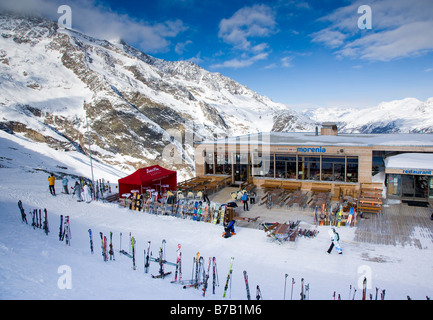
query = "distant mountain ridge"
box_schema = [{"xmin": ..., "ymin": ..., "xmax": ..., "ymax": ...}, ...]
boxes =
[{"xmin": 302, "ymin": 97, "xmax": 433, "ymax": 134}]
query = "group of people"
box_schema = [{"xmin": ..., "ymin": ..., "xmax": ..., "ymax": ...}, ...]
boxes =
[{"xmin": 47, "ymin": 174, "xmax": 92, "ymax": 203}]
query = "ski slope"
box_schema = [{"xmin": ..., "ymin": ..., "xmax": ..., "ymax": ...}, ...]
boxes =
[{"xmin": 0, "ymin": 130, "xmax": 432, "ymax": 300}]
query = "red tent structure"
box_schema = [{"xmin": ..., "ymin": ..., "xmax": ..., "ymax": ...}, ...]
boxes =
[{"xmin": 118, "ymin": 165, "xmax": 177, "ymax": 197}]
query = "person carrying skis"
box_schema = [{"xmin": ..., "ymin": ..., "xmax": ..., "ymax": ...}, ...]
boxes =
[
  {"xmin": 62, "ymin": 176, "xmax": 69, "ymax": 194},
  {"xmin": 48, "ymin": 174, "xmax": 56, "ymax": 196},
  {"xmin": 241, "ymin": 192, "xmax": 249, "ymax": 211},
  {"xmin": 73, "ymin": 181, "xmax": 83, "ymax": 202},
  {"xmin": 327, "ymin": 228, "xmax": 342, "ymax": 254}
]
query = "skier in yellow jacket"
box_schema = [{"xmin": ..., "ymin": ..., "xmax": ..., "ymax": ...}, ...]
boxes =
[{"xmin": 48, "ymin": 174, "xmax": 56, "ymax": 196}]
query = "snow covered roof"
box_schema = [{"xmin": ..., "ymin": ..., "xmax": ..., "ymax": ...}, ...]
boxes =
[
  {"xmin": 384, "ymin": 153, "xmax": 433, "ymax": 171},
  {"xmin": 199, "ymin": 132, "xmax": 433, "ymax": 148}
]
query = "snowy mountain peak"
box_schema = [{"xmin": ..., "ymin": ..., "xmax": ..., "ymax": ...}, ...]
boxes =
[
  {"xmin": 0, "ymin": 12, "xmax": 313, "ymax": 179},
  {"xmin": 304, "ymin": 97, "xmax": 433, "ymax": 134}
]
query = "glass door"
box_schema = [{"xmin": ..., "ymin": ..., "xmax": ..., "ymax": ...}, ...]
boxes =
[
  {"xmin": 387, "ymin": 174, "xmax": 401, "ymax": 197},
  {"xmin": 234, "ymin": 153, "xmax": 249, "ymax": 182},
  {"xmin": 414, "ymin": 176, "xmax": 429, "ymax": 200},
  {"xmin": 401, "ymin": 175, "xmax": 414, "ymax": 198}
]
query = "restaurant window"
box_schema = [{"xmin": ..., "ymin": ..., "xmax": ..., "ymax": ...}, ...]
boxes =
[
  {"xmin": 215, "ymin": 152, "xmax": 231, "ymax": 175},
  {"xmin": 298, "ymin": 156, "xmax": 320, "ymax": 180},
  {"xmin": 204, "ymin": 152, "xmax": 214, "ymax": 174},
  {"xmin": 322, "ymin": 157, "xmax": 345, "ymax": 182},
  {"xmin": 346, "ymin": 157, "xmax": 358, "ymax": 182},
  {"xmin": 253, "ymin": 154, "xmax": 274, "ymax": 177},
  {"xmin": 275, "ymin": 155, "xmax": 297, "ymax": 179}
]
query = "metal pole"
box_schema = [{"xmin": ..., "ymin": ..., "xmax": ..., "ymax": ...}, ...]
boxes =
[{"xmin": 84, "ymin": 101, "xmax": 95, "ymax": 195}]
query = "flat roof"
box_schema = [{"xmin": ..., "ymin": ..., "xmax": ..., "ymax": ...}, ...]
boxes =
[
  {"xmin": 385, "ymin": 153, "xmax": 433, "ymax": 171},
  {"xmin": 199, "ymin": 132, "xmax": 433, "ymax": 148}
]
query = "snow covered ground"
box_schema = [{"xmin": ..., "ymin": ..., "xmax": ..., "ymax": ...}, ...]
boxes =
[{"xmin": 1, "ymin": 130, "xmax": 432, "ymax": 301}]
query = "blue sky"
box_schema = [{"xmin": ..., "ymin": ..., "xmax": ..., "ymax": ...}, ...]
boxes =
[{"xmin": 3, "ymin": 0, "xmax": 433, "ymax": 110}]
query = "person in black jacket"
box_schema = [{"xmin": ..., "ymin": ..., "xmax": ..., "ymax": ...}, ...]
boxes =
[{"xmin": 202, "ymin": 186, "xmax": 210, "ymax": 205}]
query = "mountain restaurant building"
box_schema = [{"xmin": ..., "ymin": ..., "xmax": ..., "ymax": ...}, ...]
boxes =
[{"xmin": 194, "ymin": 126, "xmax": 433, "ymax": 204}]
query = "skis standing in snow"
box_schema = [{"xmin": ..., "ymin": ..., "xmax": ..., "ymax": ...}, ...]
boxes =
[
  {"xmin": 59, "ymin": 215, "xmax": 63, "ymax": 240},
  {"xmin": 243, "ymin": 270, "xmax": 251, "ymax": 300},
  {"xmin": 61, "ymin": 216, "xmax": 71, "ymax": 246},
  {"xmin": 17, "ymin": 200, "xmax": 27, "ymax": 224},
  {"xmin": 151, "ymin": 240, "xmax": 175, "ymax": 279},
  {"xmin": 212, "ymin": 257, "xmax": 219, "ymax": 294},
  {"xmin": 88, "ymin": 229, "xmax": 93, "ymax": 254},
  {"xmin": 109, "ymin": 232, "xmax": 115, "ymax": 261},
  {"xmin": 173, "ymin": 244, "xmax": 182, "ymax": 282},
  {"xmin": 223, "ymin": 257, "xmax": 234, "ymax": 298},
  {"xmin": 43, "ymin": 208, "xmax": 49, "ymax": 235},
  {"xmin": 100, "ymin": 232, "xmax": 107, "ymax": 261},
  {"xmin": 144, "ymin": 241, "xmax": 151, "ymax": 273},
  {"xmin": 362, "ymin": 277, "xmax": 367, "ymax": 300},
  {"xmin": 256, "ymin": 285, "xmax": 262, "ymax": 300},
  {"xmin": 131, "ymin": 236, "xmax": 136, "ymax": 270},
  {"xmin": 202, "ymin": 257, "xmax": 211, "ymax": 297}
]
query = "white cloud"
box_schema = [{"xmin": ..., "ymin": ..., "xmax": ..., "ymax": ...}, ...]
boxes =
[
  {"xmin": 339, "ymin": 20, "xmax": 433, "ymax": 61},
  {"xmin": 175, "ymin": 40, "xmax": 192, "ymax": 55},
  {"xmin": 311, "ymin": 29, "xmax": 347, "ymax": 48},
  {"xmin": 213, "ymin": 4, "xmax": 277, "ymax": 69},
  {"xmin": 0, "ymin": 0, "xmax": 188, "ymax": 54},
  {"xmin": 210, "ymin": 52, "xmax": 268, "ymax": 69},
  {"xmin": 281, "ymin": 56, "xmax": 294, "ymax": 68},
  {"xmin": 186, "ymin": 52, "xmax": 203, "ymax": 65},
  {"xmin": 311, "ymin": 0, "xmax": 433, "ymax": 61},
  {"xmin": 218, "ymin": 4, "xmax": 277, "ymax": 51}
]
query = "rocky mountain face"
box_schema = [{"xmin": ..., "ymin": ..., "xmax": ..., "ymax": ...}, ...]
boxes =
[{"xmin": 0, "ymin": 13, "xmax": 314, "ymax": 179}]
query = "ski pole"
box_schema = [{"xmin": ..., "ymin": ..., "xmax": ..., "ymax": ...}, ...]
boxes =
[
  {"xmin": 300, "ymin": 278, "xmax": 304, "ymax": 300},
  {"xmin": 305, "ymin": 283, "xmax": 309, "ymax": 300},
  {"xmin": 284, "ymin": 274, "xmax": 288, "ymax": 300},
  {"xmin": 120, "ymin": 232, "xmax": 122, "ymax": 252},
  {"xmin": 290, "ymin": 277, "xmax": 295, "ymax": 300}
]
